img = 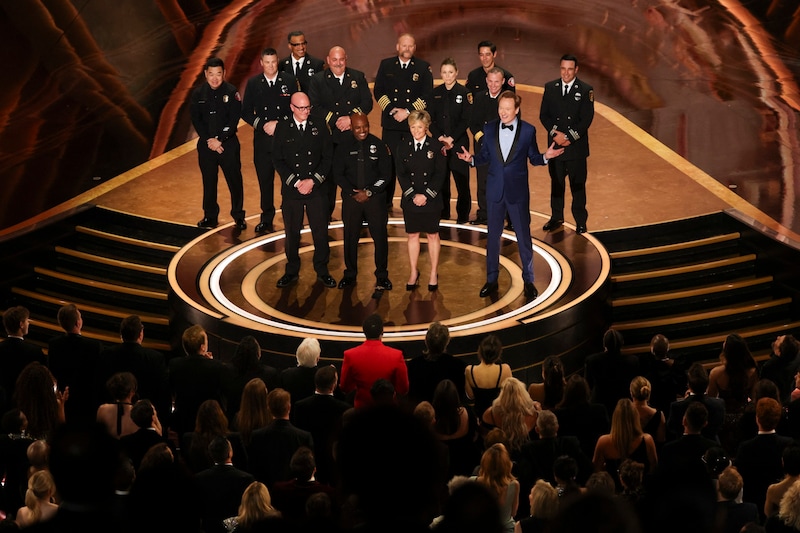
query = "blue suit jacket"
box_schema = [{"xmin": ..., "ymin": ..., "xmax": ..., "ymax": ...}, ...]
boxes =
[{"xmin": 473, "ymin": 118, "xmax": 546, "ymax": 204}]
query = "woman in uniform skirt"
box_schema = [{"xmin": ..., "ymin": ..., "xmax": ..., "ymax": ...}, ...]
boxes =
[{"xmin": 395, "ymin": 110, "xmax": 448, "ymax": 291}]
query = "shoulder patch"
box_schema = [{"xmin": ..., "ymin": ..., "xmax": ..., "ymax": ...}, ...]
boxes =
[
  {"xmin": 507, "ymin": 77, "xmax": 515, "ymax": 87},
  {"xmin": 467, "ymin": 92, "xmax": 473, "ymax": 104},
  {"xmin": 235, "ymin": 91, "xmax": 241, "ymax": 101},
  {"xmin": 589, "ymin": 90, "xmax": 594, "ymax": 102}
]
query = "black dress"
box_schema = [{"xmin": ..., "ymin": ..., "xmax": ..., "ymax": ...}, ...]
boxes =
[{"xmin": 395, "ymin": 135, "xmax": 447, "ymax": 233}]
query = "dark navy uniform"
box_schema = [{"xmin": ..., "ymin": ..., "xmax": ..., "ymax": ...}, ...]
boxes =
[
  {"xmin": 539, "ymin": 77, "xmax": 595, "ymax": 228},
  {"xmin": 241, "ymin": 72, "xmax": 298, "ymax": 229},
  {"xmin": 428, "ymin": 82, "xmax": 472, "ymax": 222},
  {"xmin": 468, "ymin": 89, "xmax": 501, "ymax": 223},
  {"xmin": 308, "ymin": 67, "xmax": 374, "ymax": 216},
  {"xmin": 466, "ymin": 65, "xmax": 515, "ymax": 94},
  {"xmin": 279, "ymin": 54, "xmax": 325, "ymax": 93},
  {"xmin": 189, "ymin": 80, "xmax": 245, "ymax": 223},
  {"xmin": 373, "ymin": 56, "xmax": 433, "ymax": 203},
  {"xmin": 272, "ymin": 117, "xmax": 333, "ymax": 278},
  {"xmin": 395, "ymin": 136, "xmax": 447, "ymax": 234},
  {"xmin": 332, "ymin": 133, "xmax": 391, "ymax": 282}
]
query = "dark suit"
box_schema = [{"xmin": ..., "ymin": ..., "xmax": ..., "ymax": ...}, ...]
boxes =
[
  {"xmin": 273, "ymin": 116, "xmax": 333, "ymax": 278},
  {"xmin": 666, "ymin": 394, "xmax": 726, "ymax": 442},
  {"xmin": 760, "ymin": 354, "xmax": 800, "ymax": 405},
  {"xmin": 280, "ymin": 365, "xmax": 318, "ymax": 406},
  {"xmin": 428, "ymin": 82, "xmax": 472, "ymax": 221},
  {"xmin": 539, "ymin": 76, "xmax": 594, "ymax": 227},
  {"xmin": 471, "ymin": 118, "xmax": 546, "ymax": 283},
  {"xmin": 194, "ymin": 463, "xmax": 255, "ymax": 533},
  {"xmin": 519, "ymin": 435, "xmax": 592, "ymax": 485},
  {"xmin": 119, "ymin": 427, "xmax": 172, "ymax": 470},
  {"xmin": 247, "ymin": 419, "xmax": 314, "ymax": 487},
  {"xmin": 98, "ymin": 341, "xmax": 170, "ymax": 420},
  {"xmin": 584, "ymin": 350, "xmax": 641, "ymax": 417},
  {"xmin": 717, "ymin": 499, "xmax": 760, "ymax": 533},
  {"xmin": 292, "ymin": 392, "xmax": 351, "ymax": 484},
  {"xmin": 47, "ymin": 333, "xmax": 103, "ymax": 425},
  {"xmin": 241, "ymin": 71, "xmax": 297, "ymax": 227},
  {"xmin": 167, "ymin": 354, "xmax": 231, "ymax": 435},
  {"xmin": 658, "ymin": 433, "xmax": 719, "ymax": 476},
  {"xmin": 279, "ymin": 54, "xmax": 325, "ymax": 93},
  {"xmin": 465, "ymin": 65, "xmax": 515, "ymax": 94},
  {"xmin": 735, "ymin": 432, "xmax": 795, "ymax": 517},
  {"xmin": 0, "ymin": 337, "xmax": 45, "ymax": 413}
]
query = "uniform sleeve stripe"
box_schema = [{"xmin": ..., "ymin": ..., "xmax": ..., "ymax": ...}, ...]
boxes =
[
  {"xmin": 474, "ymin": 131, "xmax": 483, "ymax": 142},
  {"xmin": 378, "ymin": 95, "xmax": 391, "ymax": 109},
  {"xmin": 403, "ymin": 187, "xmax": 415, "ymax": 197},
  {"xmin": 426, "ymin": 188, "xmax": 438, "ymax": 198}
]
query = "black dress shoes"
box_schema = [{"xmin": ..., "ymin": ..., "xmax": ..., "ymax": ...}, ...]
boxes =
[
  {"xmin": 375, "ymin": 278, "xmax": 393, "ymax": 290},
  {"xmin": 479, "ymin": 281, "xmax": 499, "ymax": 297},
  {"xmin": 505, "ymin": 222, "xmax": 514, "ymax": 231},
  {"xmin": 197, "ymin": 217, "xmax": 218, "ymax": 228},
  {"xmin": 542, "ymin": 219, "xmax": 563, "ymax": 231},
  {"xmin": 338, "ymin": 278, "xmax": 356, "ymax": 289},
  {"xmin": 276, "ymin": 274, "xmax": 298, "ymax": 288},
  {"xmin": 317, "ymin": 274, "xmax": 337, "ymax": 288},
  {"xmin": 254, "ymin": 222, "xmax": 273, "ymax": 234},
  {"xmin": 235, "ymin": 219, "xmax": 247, "ymax": 230},
  {"xmin": 576, "ymin": 225, "xmax": 588, "ymax": 234},
  {"xmin": 524, "ymin": 282, "xmax": 538, "ymax": 300},
  {"xmin": 470, "ymin": 218, "xmax": 487, "ymax": 225}
]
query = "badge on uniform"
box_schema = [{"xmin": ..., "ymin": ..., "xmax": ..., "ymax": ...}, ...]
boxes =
[
  {"xmin": 455, "ymin": 94, "xmax": 463, "ymax": 104},
  {"xmin": 311, "ymin": 127, "xmax": 319, "ymax": 136},
  {"xmin": 426, "ymin": 150, "xmax": 433, "ymax": 159},
  {"xmin": 351, "ymin": 80, "xmax": 358, "ymax": 89},
  {"xmin": 369, "ymin": 144, "xmax": 377, "ymax": 154},
  {"xmin": 412, "ymin": 73, "xmax": 419, "ymax": 82},
  {"xmin": 223, "ymin": 95, "xmax": 229, "ymax": 103},
  {"xmin": 308, "ymin": 68, "xmax": 315, "ymax": 76},
  {"xmin": 574, "ymin": 92, "xmax": 581, "ymax": 101},
  {"xmin": 281, "ymin": 85, "xmax": 288, "ymax": 94}
]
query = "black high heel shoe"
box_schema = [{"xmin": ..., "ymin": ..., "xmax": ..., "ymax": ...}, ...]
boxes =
[
  {"xmin": 406, "ymin": 271, "xmax": 420, "ymax": 291},
  {"xmin": 428, "ymin": 273, "xmax": 438, "ymax": 292}
]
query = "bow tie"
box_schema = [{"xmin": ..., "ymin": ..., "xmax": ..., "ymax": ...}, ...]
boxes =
[{"xmin": 501, "ymin": 123, "xmax": 514, "ymax": 131}]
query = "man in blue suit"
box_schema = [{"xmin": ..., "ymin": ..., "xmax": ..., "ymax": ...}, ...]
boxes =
[{"xmin": 458, "ymin": 91, "xmax": 563, "ymax": 299}]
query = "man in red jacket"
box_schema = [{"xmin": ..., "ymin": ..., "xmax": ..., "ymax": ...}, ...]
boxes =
[{"xmin": 340, "ymin": 314, "xmax": 408, "ymax": 408}]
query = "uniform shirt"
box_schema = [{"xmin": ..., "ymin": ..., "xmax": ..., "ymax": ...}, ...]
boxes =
[
  {"xmin": 428, "ymin": 82, "xmax": 472, "ymax": 150},
  {"xmin": 469, "ymin": 89, "xmax": 501, "ymax": 145},
  {"xmin": 241, "ymin": 71, "xmax": 298, "ymax": 137},
  {"xmin": 395, "ymin": 136, "xmax": 448, "ymax": 212},
  {"xmin": 332, "ymin": 133, "xmax": 391, "ymax": 196},
  {"xmin": 272, "ymin": 116, "xmax": 332, "ymax": 200},
  {"xmin": 279, "ymin": 54, "xmax": 325, "ymax": 93},
  {"xmin": 189, "ymin": 81, "xmax": 241, "ymax": 143},
  {"xmin": 539, "ymin": 76, "xmax": 595, "ymax": 160},
  {"xmin": 465, "ymin": 65, "xmax": 515, "ymax": 94},
  {"xmin": 373, "ymin": 55, "xmax": 433, "ymax": 132},
  {"xmin": 308, "ymin": 67, "xmax": 373, "ymax": 144}
]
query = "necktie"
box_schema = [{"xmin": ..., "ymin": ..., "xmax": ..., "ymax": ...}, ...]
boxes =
[
  {"xmin": 563, "ymin": 83, "xmax": 570, "ymax": 96},
  {"xmin": 295, "ymin": 61, "xmax": 300, "ymax": 75},
  {"xmin": 415, "ymin": 142, "xmax": 421, "ymax": 152},
  {"xmin": 402, "ymin": 63, "xmax": 407, "ymax": 70},
  {"xmin": 501, "ymin": 124, "xmax": 514, "ymax": 131},
  {"xmin": 298, "ymin": 123, "xmax": 304, "ymax": 134},
  {"xmin": 269, "ymin": 80, "xmax": 274, "ymax": 88}
]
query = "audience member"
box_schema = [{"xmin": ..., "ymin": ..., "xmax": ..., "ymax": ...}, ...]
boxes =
[
  {"xmin": 292, "ymin": 366, "xmax": 350, "ymax": 485},
  {"xmin": 709, "ymin": 333, "xmax": 758, "ymax": 415},
  {"xmin": 640, "ymin": 333, "xmax": 687, "ymax": 414},
  {"xmin": 271, "ymin": 446, "xmax": 335, "ymax": 525},
  {"xmin": 465, "ymin": 335, "xmax": 512, "ymax": 426},
  {"xmin": 592, "ymin": 398, "xmax": 658, "ymax": 491},
  {"xmin": 407, "ymin": 322, "xmax": 467, "ymax": 405},
  {"xmin": 280, "ymin": 338, "xmax": 320, "ymax": 407},
  {"xmin": 119, "ymin": 399, "xmax": 170, "ymax": 471},
  {"xmin": 520, "ymin": 410, "xmax": 592, "ymax": 486},
  {"xmin": 432, "ymin": 379, "xmax": 481, "ymax": 478},
  {"xmin": 552, "ymin": 375, "xmax": 609, "ymax": 459},
  {"xmin": 617, "ymin": 459, "xmax": 645, "ymax": 516},
  {"xmin": 630, "ymin": 376, "xmax": 666, "ymax": 447},
  {"xmin": 46, "ymin": 304, "xmax": 103, "ymax": 425},
  {"xmin": 514, "ymin": 479, "xmax": 558, "ymax": 533},
  {"xmin": 225, "ymin": 336, "xmax": 279, "ymax": 422},
  {"xmin": 737, "ymin": 379, "xmax": 789, "ymax": 443},
  {"xmin": 13, "ymin": 363, "xmax": 65, "ymax": 441},
  {"xmin": 248, "ymin": 388, "xmax": 313, "ymax": 488},
  {"xmin": 168, "ymin": 324, "xmax": 231, "ymax": 436},
  {"xmin": 717, "ymin": 466, "xmax": 760, "ymax": 533},
  {"xmin": 666, "ymin": 362, "xmax": 726, "ymax": 442},
  {"xmin": 26, "ymin": 440, "xmax": 49, "ymax": 479},
  {"xmin": 760, "ymin": 335, "xmax": 800, "ymax": 405},
  {"xmin": 584, "ymin": 471, "xmax": 616, "ymax": 495},
  {"xmin": 340, "ymin": 314, "xmax": 408, "ymax": 408},
  {"xmin": 527, "ymin": 355, "xmax": 565, "ymax": 410},
  {"xmin": 95, "ymin": 372, "xmax": 138, "ymax": 439},
  {"xmin": 0, "ymin": 306, "xmax": 45, "ymax": 414},
  {"xmin": 194, "ymin": 436, "xmax": 255, "ymax": 533},
  {"xmin": 369, "ymin": 378, "xmax": 397, "ymax": 406},
  {"xmin": 473, "ymin": 443, "xmax": 519, "ymax": 533},
  {"xmin": 14, "ymin": 470, "xmax": 58, "ymax": 528},
  {"xmin": 434, "ymin": 478, "xmax": 503, "ymax": 533},
  {"xmin": 584, "ymin": 329, "xmax": 640, "ymax": 417},
  {"xmin": 233, "ymin": 378, "xmax": 271, "ymax": 448},
  {"xmin": 765, "ymin": 445, "xmax": 800, "ymax": 518},
  {"xmin": 765, "ymin": 475, "xmax": 800, "ymax": 533},
  {"xmin": 552, "ymin": 455, "xmax": 582, "ymax": 503},
  {"xmin": 658, "ymin": 402, "xmax": 717, "ymax": 478},
  {"xmin": 483, "ymin": 378, "xmax": 540, "ymax": 454},
  {"xmin": 0, "ymin": 409, "xmax": 34, "ymax": 520},
  {"xmin": 181, "ymin": 399, "xmax": 247, "ymax": 474}
]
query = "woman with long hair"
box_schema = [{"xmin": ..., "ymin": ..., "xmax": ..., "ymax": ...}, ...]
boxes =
[
  {"xmin": 13, "ymin": 362, "xmax": 66, "ymax": 440},
  {"xmin": 466, "ymin": 334, "xmax": 512, "ymax": 423},
  {"xmin": 474, "ymin": 443, "xmax": 519, "ymax": 533},
  {"xmin": 553, "ymin": 374, "xmax": 610, "ymax": 459},
  {"xmin": 629, "ymin": 376, "xmax": 666, "ymax": 446},
  {"xmin": 15, "ymin": 469, "xmax": 58, "ymax": 527},
  {"xmin": 709, "ymin": 333, "xmax": 758, "ymax": 414},
  {"xmin": 432, "ymin": 379, "xmax": 480, "ymax": 477},
  {"xmin": 483, "ymin": 377, "xmax": 540, "ymax": 453},
  {"xmin": 528, "ymin": 355, "xmax": 565, "ymax": 410},
  {"xmin": 96, "ymin": 371, "xmax": 138, "ymax": 438},
  {"xmin": 225, "ymin": 335, "xmax": 278, "ymax": 420},
  {"xmin": 224, "ymin": 481, "xmax": 282, "ymax": 532},
  {"xmin": 181, "ymin": 399, "xmax": 247, "ymax": 473},
  {"xmin": 592, "ymin": 398, "xmax": 658, "ymax": 491},
  {"xmin": 233, "ymin": 378, "xmax": 271, "ymax": 447}
]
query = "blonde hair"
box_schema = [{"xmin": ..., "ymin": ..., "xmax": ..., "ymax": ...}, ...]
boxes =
[
  {"xmin": 408, "ymin": 109, "xmax": 431, "ymax": 128},
  {"xmin": 610, "ymin": 399, "xmax": 643, "ymax": 459},
  {"xmin": 492, "ymin": 377, "xmax": 536, "ymax": 451},
  {"xmin": 630, "ymin": 376, "xmax": 652, "ymax": 402},
  {"xmin": 477, "ymin": 443, "xmax": 516, "ymax": 506},
  {"xmin": 530, "ymin": 479, "xmax": 559, "ymax": 519},
  {"xmin": 24, "ymin": 470, "xmax": 56, "ymax": 523},
  {"xmin": 237, "ymin": 481, "xmax": 281, "ymax": 527},
  {"xmin": 779, "ymin": 479, "xmax": 800, "ymax": 529},
  {"xmin": 295, "ymin": 338, "xmax": 321, "ymax": 368}
]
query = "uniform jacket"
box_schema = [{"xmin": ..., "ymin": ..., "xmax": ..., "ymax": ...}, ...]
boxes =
[
  {"xmin": 279, "ymin": 53, "xmax": 325, "ymax": 92},
  {"xmin": 333, "ymin": 133, "xmax": 392, "ymax": 198},
  {"xmin": 240, "ymin": 72, "xmax": 297, "ymax": 143},
  {"xmin": 189, "ymin": 81, "xmax": 241, "ymax": 144},
  {"xmin": 340, "ymin": 339, "xmax": 409, "ymax": 408},
  {"xmin": 395, "ymin": 135, "xmax": 447, "ymax": 213},
  {"xmin": 468, "ymin": 89, "xmax": 501, "ymax": 146},
  {"xmin": 428, "ymin": 82, "xmax": 472, "ymax": 151},
  {"xmin": 539, "ymin": 76, "xmax": 594, "ymax": 160},
  {"xmin": 466, "ymin": 65, "xmax": 515, "ymax": 94},
  {"xmin": 272, "ymin": 116, "xmax": 332, "ymax": 201},
  {"xmin": 308, "ymin": 67, "xmax": 373, "ymax": 144},
  {"xmin": 373, "ymin": 55, "xmax": 433, "ymax": 131}
]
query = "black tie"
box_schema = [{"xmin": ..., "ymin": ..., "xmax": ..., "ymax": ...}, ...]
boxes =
[
  {"xmin": 415, "ymin": 142, "xmax": 421, "ymax": 152},
  {"xmin": 402, "ymin": 63, "xmax": 407, "ymax": 70},
  {"xmin": 501, "ymin": 124, "xmax": 513, "ymax": 131},
  {"xmin": 269, "ymin": 80, "xmax": 274, "ymax": 88},
  {"xmin": 356, "ymin": 143, "xmax": 366, "ymax": 190},
  {"xmin": 298, "ymin": 123, "xmax": 304, "ymax": 134},
  {"xmin": 563, "ymin": 83, "xmax": 570, "ymax": 96},
  {"xmin": 295, "ymin": 61, "xmax": 300, "ymax": 75}
]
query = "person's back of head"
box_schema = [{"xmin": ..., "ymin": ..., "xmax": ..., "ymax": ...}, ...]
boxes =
[
  {"xmin": 687, "ymin": 363, "xmax": 710, "ymax": 395},
  {"xmin": 603, "ymin": 329, "xmax": 624, "ymax": 355},
  {"xmin": 27, "ymin": 439, "xmax": 49, "ymax": 472},
  {"xmin": 314, "ymin": 365, "xmax": 337, "ymax": 393},
  {"xmin": 267, "ymin": 388, "xmax": 291, "ymax": 419},
  {"xmin": 130, "ymin": 399, "xmax": 156, "ymax": 429},
  {"xmin": 362, "ymin": 314, "xmax": 384, "ymax": 340},
  {"xmin": 683, "ymin": 401, "xmax": 709, "ymax": 434},
  {"xmin": 553, "ymin": 455, "xmax": 578, "ymax": 485},
  {"xmin": 119, "ymin": 315, "xmax": 143, "ymax": 343},
  {"xmin": 756, "ymin": 397, "xmax": 782, "ymax": 431},
  {"xmin": 650, "ymin": 334, "xmax": 670, "ymax": 359},
  {"xmin": 778, "ymin": 335, "xmax": 800, "ymax": 360},
  {"xmin": 478, "ymin": 334, "xmax": 502, "ymax": 364},
  {"xmin": 535, "ymin": 409, "xmax": 559, "ymax": 439},
  {"xmin": 208, "ymin": 436, "xmax": 232, "ymax": 464},
  {"xmin": 618, "ymin": 459, "xmax": 644, "ymax": 492},
  {"xmin": 558, "ymin": 374, "xmax": 591, "ymax": 408},
  {"xmin": 295, "ymin": 337, "xmax": 320, "ymax": 368},
  {"xmin": 718, "ymin": 466, "xmax": 744, "ymax": 501},
  {"xmin": 3, "ymin": 306, "xmax": 29, "ymax": 336},
  {"xmin": 57, "ymin": 304, "xmax": 81, "ymax": 333},
  {"xmin": 289, "ymin": 446, "xmax": 316, "ymax": 481},
  {"xmin": 436, "ymin": 480, "xmax": 503, "ymax": 533},
  {"xmin": 2, "ymin": 408, "xmax": 26, "ymax": 434},
  {"xmin": 424, "ymin": 321, "xmax": 450, "ymax": 356},
  {"xmin": 370, "ymin": 378, "xmax": 396, "ymax": 405},
  {"xmin": 232, "ymin": 335, "xmax": 261, "ymax": 374},
  {"xmin": 585, "ymin": 471, "xmax": 616, "ymax": 495},
  {"xmin": 182, "ymin": 324, "xmax": 207, "ymax": 356},
  {"xmin": 413, "ymin": 401, "xmax": 435, "ymax": 427}
]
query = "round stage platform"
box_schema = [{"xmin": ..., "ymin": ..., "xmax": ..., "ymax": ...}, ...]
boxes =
[{"xmin": 169, "ymin": 211, "xmax": 611, "ymax": 381}]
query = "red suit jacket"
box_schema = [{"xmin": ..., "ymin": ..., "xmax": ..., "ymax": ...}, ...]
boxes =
[{"xmin": 340, "ymin": 339, "xmax": 409, "ymax": 408}]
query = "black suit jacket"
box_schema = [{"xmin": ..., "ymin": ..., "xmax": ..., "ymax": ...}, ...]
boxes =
[
  {"xmin": 659, "ymin": 433, "xmax": 719, "ymax": 476},
  {"xmin": 539, "ymin": 76, "xmax": 594, "ymax": 161},
  {"xmin": 194, "ymin": 464, "xmax": 255, "ymax": 533},
  {"xmin": 308, "ymin": 67, "xmax": 373, "ymax": 145},
  {"xmin": 666, "ymin": 394, "xmax": 726, "ymax": 442},
  {"xmin": 247, "ymin": 419, "xmax": 314, "ymax": 487},
  {"xmin": 519, "ymin": 435, "xmax": 592, "ymax": 485},
  {"xmin": 292, "ymin": 394, "xmax": 350, "ymax": 484},
  {"xmin": 98, "ymin": 341, "xmax": 170, "ymax": 418},
  {"xmin": 0, "ymin": 337, "xmax": 45, "ymax": 411},
  {"xmin": 47, "ymin": 333, "xmax": 103, "ymax": 424},
  {"xmin": 119, "ymin": 427, "xmax": 172, "ymax": 470},
  {"xmin": 168, "ymin": 354, "xmax": 231, "ymax": 435},
  {"xmin": 280, "ymin": 365, "xmax": 318, "ymax": 406},
  {"xmin": 735, "ymin": 432, "xmax": 796, "ymax": 515},
  {"xmin": 584, "ymin": 350, "xmax": 641, "ymax": 416},
  {"xmin": 279, "ymin": 54, "xmax": 325, "ymax": 93}
]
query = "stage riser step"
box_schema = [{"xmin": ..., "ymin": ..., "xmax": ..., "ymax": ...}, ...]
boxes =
[
  {"xmin": 76, "ymin": 207, "xmax": 205, "ymax": 246},
  {"xmin": 66, "ymin": 233, "xmax": 177, "ymax": 267},
  {"xmin": 611, "ymin": 262, "xmax": 757, "ymax": 297},
  {"xmin": 610, "ymin": 242, "xmax": 743, "ymax": 274},
  {"xmin": 612, "ymin": 286, "xmax": 775, "ymax": 321},
  {"xmin": 31, "ymin": 277, "xmax": 169, "ymax": 317},
  {"xmin": 53, "ymin": 254, "xmax": 169, "ymax": 292}
]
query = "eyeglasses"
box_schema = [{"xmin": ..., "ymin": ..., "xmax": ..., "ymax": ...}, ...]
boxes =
[
  {"xmin": 292, "ymin": 105, "xmax": 312, "ymax": 111},
  {"xmin": 289, "ymin": 41, "xmax": 308, "ymax": 47}
]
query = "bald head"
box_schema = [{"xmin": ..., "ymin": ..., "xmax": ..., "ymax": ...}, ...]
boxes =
[
  {"xmin": 396, "ymin": 33, "xmax": 416, "ymax": 61},
  {"xmin": 327, "ymin": 46, "xmax": 347, "ymax": 76},
  {"xmin": 290, "ymin": 92, "xmax": 311, "ymax": 122}
]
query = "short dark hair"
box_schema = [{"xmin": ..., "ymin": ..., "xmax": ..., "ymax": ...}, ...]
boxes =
[
  {"xmin": 314, "ymin": 365, "xmax": 337, "ymax": 393},
  {"xmin": 560, "ymin": 54, "xmax": 579, "ymax": 67},
  {"xmin": 261, "ymin": 47, "xmax": 278, "ymax": 58},
  {"xmin": 130, "ymin": 399, "xmax": 155, "ymax": 429},
  {"xmin": 205, "ymin": 57, "xmax": 224, "ymax": 70},
  {"xmin": 267, "ymin": 388, "xmax": 291, "ymax": 418},
  {"xmin": 362, "ymin": 313, "xmax": 384, "ymax": 339},
  {"xmin": 208, "ymin": 436, "xmax": 232, "ymax": 464},
  {"xmin": 478, "ymin": 40, "xmax": 496, "ymax": 54},
  {"xmin": 3, "ymin": 306, "xmax": 29, "ymax": 335},
  {"xmin": 553, "ymin": 455, "xmax": 578, "ymax": 482},
  {"xmin": 370, "ymin": 379, "xmax": 395, "ymax": 404},
  {"xmin": 780, "ymin": 335, "xmax": 800, "ymax": 359},
  {"xmin": 498, "ymin": 90, "xmax": 521, "ymax": 109},
  {"xmin": 650, "ymin": 334, "xmax": 669, "ymax": 358},
  {"xmin": 424, "ymin": 322, "xmax": 450, "ymax": 355},
  {"xmin": 57, "ymin": 304, "xmax": 80, "ymax": 332},
  {"xmin": 287, "ymin": 30, "xmax": 305, "ymax": 42},
  {"xmin": 120, "ymin": 315, "xmax": 143, "ymax": 342},
  {"xmin": 290, "ymin": 446, "xmax": 316, "ymax": 479},
  {"xmin": 687, "ymin": 363, "xmax": 710, "ymax": 394},
  {"xmin": 684, "ymin": 402, "xmax": 709, "ymax": 433}
]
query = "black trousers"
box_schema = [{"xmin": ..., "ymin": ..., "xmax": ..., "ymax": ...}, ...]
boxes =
[
  {"xmin": 547, "ymin": 157, "xmax": 588, "ymax": 226},
  {"xmin": 253, "ymin": 134, "xmax": 275, "ymax": 225},
  {"xmin": 198, "ymin": 136, "xmax": 245, "ymax": 220},
  {"xmin": 281, "ymin": 193, "xmax": 330, "ymax": 277},
  {"xmin": 340, "ymin": 192, "xmax": 389, "ymax": 280}
]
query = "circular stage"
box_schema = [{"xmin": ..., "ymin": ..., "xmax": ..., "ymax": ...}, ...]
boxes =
[{"xmin": 169, "ymin": 211, "xmax": 611, "ymax": 380}]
